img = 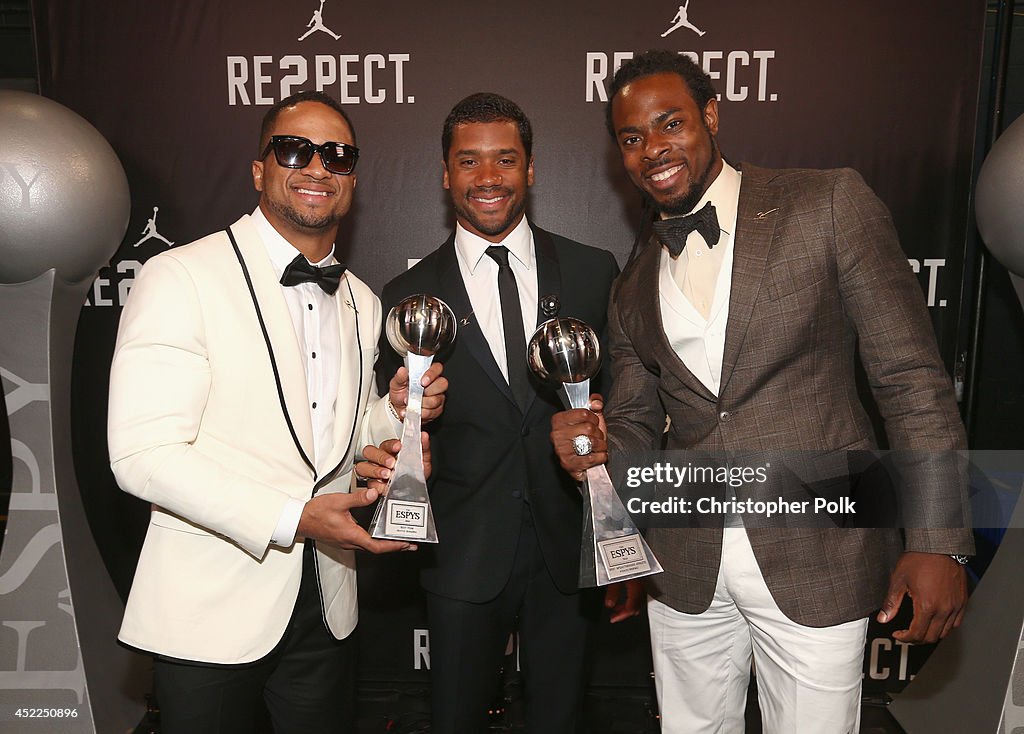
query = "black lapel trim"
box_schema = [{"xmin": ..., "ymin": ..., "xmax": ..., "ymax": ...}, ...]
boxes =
[
  {"xmin": 308, "ymin": 539, "xmax": 331, "ymax": 630},
  {"xmin": 305, "ymin": 280, "xmax": 364, "ymax": 632},
  {"xmin": 226, "ymin": 226, "xmax": 316, "ymax": 479},
  {"xmin": 314, "ymin": 277, "xmax": 364, "ymax": 493}
]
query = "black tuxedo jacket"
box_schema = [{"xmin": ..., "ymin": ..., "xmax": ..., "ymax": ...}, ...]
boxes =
[{"xmin": 377, "ymin": 223, "xmax": 619, "ymax": 602}]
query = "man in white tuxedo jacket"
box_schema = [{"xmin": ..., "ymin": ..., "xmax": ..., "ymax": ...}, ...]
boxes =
[{"xmin": 107, "ymin": 91, "xmax": 446, "ymax": 734}]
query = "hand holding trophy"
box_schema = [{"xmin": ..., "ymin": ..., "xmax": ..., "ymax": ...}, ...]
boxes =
[
  {"xmin": 369, "ymin": 294, "xmax": 456, "ymax": 543},
  {"xmin": 528, "ymin": 317, "xmax": 662, "ymax": 588}
]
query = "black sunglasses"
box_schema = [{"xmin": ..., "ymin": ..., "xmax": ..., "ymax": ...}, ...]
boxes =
[{"xmin": 261, "ymin": 135, "xmax": 360, "ymax": 175}]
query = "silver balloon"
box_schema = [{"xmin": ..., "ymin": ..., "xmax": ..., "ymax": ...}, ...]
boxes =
[
  {"xmin": 976, "ymin": 112, "xmax": 1024, "ymax": 278},
  {"xmin": 386, "ymin": 294, "xmax": 457, "ymax": 357},
  {"xmin": 0, "ymin": 90, "xmax": 130, "ymax": 284},
  {"xmin": 527, "ymin": 317, "xmax": 601, "ymax": 386}
]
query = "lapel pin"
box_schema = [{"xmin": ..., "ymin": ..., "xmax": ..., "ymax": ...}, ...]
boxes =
[
  {"xmin": 540, "ymin": 294, "xmax": 560, "ymax": 318},
  {"xmin": 459, "ymin": 310, "xmax": 474, "ymax": 327},
  {"xmin": 754, "ymin": 208, "xmax": 779, "ymax": 219},
  {"xmin": 344, "ymin": 299, "xmax": 358, "ymax": 312}
]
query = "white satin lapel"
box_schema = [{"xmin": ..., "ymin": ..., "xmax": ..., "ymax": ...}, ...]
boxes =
[
  {"xmin": 321, "ymin": 273, "xmax": 363, "ymax": 476},
  {"xmin": 231, "ymin": 215, "xmax": 315, "ymax": 470}
]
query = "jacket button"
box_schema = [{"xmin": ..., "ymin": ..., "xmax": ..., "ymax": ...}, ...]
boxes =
[
  {"xmin": 521, "ymin": 427, "xmax": 530, "ymax": 437},
  {"xmin": 511, "ymin": 490, "xmax": 522, "ymax": 499},
  {"xmin": 719, "ymin": 410, "xmax": 730, "ymax": 421}
]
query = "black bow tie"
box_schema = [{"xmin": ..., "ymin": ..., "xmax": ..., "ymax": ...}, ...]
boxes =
[
  {"xmin": 652, "ymin": 201, "xmax": 721, "ymax": 257},
  {"xmin": 280, "ymin": 254, "xmax": 346, "ymax": 295}
]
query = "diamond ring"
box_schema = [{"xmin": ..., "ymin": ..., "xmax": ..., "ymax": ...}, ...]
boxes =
[{"xmin": 572, "ymin": 435, "xmax": 593, "ymax": 457}]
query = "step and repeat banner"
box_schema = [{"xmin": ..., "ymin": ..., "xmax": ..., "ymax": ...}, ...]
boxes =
[{"xmin": 28, "ymin": 0, "xmax": 986, "ymax": 700}]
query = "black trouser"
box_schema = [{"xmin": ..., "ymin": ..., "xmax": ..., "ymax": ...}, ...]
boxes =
[
  {"xmin": 426, "ymin": 507, "xmax": 596, "ymax": 734},
  {"xmin": 154, "ymin": 543, "xmax": 355, "ymax": 734}
]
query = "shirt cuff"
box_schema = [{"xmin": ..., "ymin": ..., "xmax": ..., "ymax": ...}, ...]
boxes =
[{"xmin": 271, "ymin": 497, "xmax": 306, "ymax": 547}]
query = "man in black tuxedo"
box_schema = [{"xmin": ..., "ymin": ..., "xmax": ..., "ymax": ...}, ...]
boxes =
[{"xmin": 377, "ymin": 93, "xmax": 619, "ymax": 733}]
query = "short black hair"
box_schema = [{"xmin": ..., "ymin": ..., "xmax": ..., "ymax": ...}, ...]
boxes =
[
  {"xmin": 441, "ymin": 92, "xmax": 533, "ymax": 160},
  {"xmin": 605, "ymin": 50, "xmax": 717, "ymax": 138},
  {"xmin": 258, "ymin": 91, "xmax": 356, "ymax": 155}
]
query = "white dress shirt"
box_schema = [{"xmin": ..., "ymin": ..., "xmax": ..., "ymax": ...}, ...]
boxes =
[
  {"xmin": 659, "ymin": 163, "xmax": 741, "ymax": 396},
  {"xmin": 454, "ymin": 217, "xmax": 538, "ymax": 382},
  {"xmin": 251, "ymin": 207, "xmax": 341, "ymax": 546}
]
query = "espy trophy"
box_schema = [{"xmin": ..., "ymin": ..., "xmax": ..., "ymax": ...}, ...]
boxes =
[
  {"xmin": 369, "ymin": 294, "xmax": 456, "ymax": 542},
  {"xmin": 527, "ymin": 317, "xmax": 663, "ymax": 588}
]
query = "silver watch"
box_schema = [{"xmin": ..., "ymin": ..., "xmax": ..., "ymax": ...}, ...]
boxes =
[{"xmin": 949, "ymin": 554, "xmax": 971, "ymax": 565}]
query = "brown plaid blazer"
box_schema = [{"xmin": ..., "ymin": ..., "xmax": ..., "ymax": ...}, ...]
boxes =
[{"xmin": 605, "ymin": 165, "xmax": 973, "ymax": 627}]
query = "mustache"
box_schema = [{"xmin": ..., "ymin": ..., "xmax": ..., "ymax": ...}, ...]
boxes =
[
  {"xmin": 290, "ymin": 177, "xmax": 337, "ymax": 194},
  {"xmin": 467, "ymin": 186, "xmax": 513, "ymax": 198}
]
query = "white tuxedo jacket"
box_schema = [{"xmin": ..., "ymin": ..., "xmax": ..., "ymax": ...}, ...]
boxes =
[{"xmin": 108, "ymin": 214, "xmax": 395, "ymax": 664}]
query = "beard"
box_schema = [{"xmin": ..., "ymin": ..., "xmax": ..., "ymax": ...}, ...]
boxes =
[
  {"xmin": 452, "ymin": 187, "xmax": 526, "ymax": 239},
  {"xmin": 646, "ymin": 131, "xmax": 720, "ymax": 217},
  {"xmin": 265, "ymin": 197, "xmax": 341, "ymax": 232}
]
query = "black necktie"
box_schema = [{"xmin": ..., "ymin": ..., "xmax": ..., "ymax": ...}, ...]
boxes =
[
  {"xmin": 485, "ymin": 245, "xmax": 530, "ymax": 411},
  {"xmin": 280, "ymin": 254, "xmax": 346, "ymax": 295},
  {"xmin": 652, "ymin": 201, "xmax": 721, "ymax": 257}
]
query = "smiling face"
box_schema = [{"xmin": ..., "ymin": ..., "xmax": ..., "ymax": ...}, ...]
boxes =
[
  {"xmin": 443, "ymin": 121, "xmax": 534, "ymax": 242},
  {"xmin": 611, "ymin": 72, "xmax": 722, "ymax": 216},
  {"xmin": 252, "ymin": 101, "xmax": 357, "ymax": 248}
]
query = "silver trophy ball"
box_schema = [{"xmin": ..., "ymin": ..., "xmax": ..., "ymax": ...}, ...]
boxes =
[
  {"xmin": 386, "ymin": 294, "xmax": 457, "ymax": 357},
  {"xmin": 527, "ymin": 317, "xmax": 601, "ymax": 385}
]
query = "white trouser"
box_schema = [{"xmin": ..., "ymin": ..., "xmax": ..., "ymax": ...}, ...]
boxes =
[{"xmin": 648, "ymin": 527, "xmax": 868, "ymax": 734}]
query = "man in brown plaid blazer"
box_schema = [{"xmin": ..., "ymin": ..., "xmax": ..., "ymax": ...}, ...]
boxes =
[{"xmin": 553, "ymin": 51, "xmax": 973, "ymax": 733}]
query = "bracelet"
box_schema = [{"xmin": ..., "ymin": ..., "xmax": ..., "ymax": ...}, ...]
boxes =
[
  {"xmin": 385, "ymin": 396, "xmax": 402, "ymax": 422},
  {"xmin": 949, "ymin": 554, "xmax": 971, "ymax": 566}
]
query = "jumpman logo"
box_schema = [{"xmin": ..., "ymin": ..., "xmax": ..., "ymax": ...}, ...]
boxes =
[
  {"xmin": 131, "ymin": 206, "xmax": 174, "ymax": 248},
  {"xmin": 661, "ymin": 0, "xmax": 706, "ymax": 37},
  {"xmin": 298, "ymin": 0, "xmax": 341, "ymax": 41}
]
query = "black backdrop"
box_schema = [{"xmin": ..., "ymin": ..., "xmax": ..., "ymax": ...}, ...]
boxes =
[{"xmin": 31, "ymin": 0, "xmax": 987, "ymax": 696}]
